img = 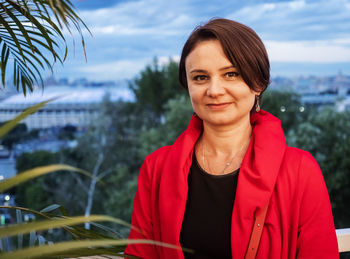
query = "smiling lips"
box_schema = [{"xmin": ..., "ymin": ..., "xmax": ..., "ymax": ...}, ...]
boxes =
[{"xmin": 206, "ymin": 102, "xmax": 232, "ymax": 110}]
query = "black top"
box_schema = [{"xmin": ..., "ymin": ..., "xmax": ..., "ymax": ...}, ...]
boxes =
[{"xmin": 180, "ymin": 152, "xmax": 239, "ymax": 259}]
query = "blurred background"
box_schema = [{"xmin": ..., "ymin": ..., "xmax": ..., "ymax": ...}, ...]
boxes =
[{"xmin": 0, "ymin": 0, "xmax": 350, "ymax": 246}]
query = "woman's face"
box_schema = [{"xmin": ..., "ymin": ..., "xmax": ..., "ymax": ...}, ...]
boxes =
[{"xmin": 185, "ymin": 39, "xmax": 259, "ymax": 128}]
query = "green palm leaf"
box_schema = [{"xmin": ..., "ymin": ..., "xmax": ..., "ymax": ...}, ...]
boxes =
[
  {"xmin": 0, "ymin": 164, "xmax": 92, "ymax": 193},
  {"xmin": 0, "ymin": 239, "xmax": 185, "ymax": 259},
  {"xmin": 0, "ymin": 205, "xmax": 127, "ymax": 239},
  {"xmin": 0, "ymin": 215, "xmax": 132, "ymax": 238},
  {"xmin": 0, "ymin": 0, "xmax": 90, "ymax": 94}
]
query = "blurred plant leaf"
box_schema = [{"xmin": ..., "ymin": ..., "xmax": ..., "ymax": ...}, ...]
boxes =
[
  {"xmin": 0, "ymin": 164, "xmax": 91, "ymax": 193},
  {"xmin": 0, "ymin": 97, "xmax": 59, "ymax": 138},
  {"xmin": 39, "ymin": 204, "xmax": 62, "ymax": 213},
  {"xmin": 0, "ymin": 238, "xmax": 187, "ymax": 259},
  {"xmin": 0, "ymin": 205, "xmax": 127, "ymax": 240},
  {"xmin": 0, "ymin": 215, "xmax": 132, "ymax": 238}
]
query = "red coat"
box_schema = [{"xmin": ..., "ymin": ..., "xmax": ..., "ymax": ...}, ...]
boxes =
[{"xmin": 125, "ymin": 110, "xmax": 338, "ymax": 258}]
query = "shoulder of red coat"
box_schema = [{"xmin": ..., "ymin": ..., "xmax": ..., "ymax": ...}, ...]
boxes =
[
  {"xmin": 284, "ymin": 146, "xmax": 318, "ymax": 165},
  {"xmin": 145, "ymin": 145, "xmax": 172, "ymax": 164}
]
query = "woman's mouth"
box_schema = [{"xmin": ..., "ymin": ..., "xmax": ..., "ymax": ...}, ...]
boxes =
[{"xmin": 207, "ymin": 102, "xmax": 232, "ymax": 110}]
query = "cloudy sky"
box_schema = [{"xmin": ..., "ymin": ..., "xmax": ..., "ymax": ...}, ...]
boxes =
[{"xmin": 53, "ymin": 0, "xmax": 350, "ymax": 81}]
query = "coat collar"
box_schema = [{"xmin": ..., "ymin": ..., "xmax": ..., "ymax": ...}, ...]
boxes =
[
  {"xmin": 158, "ymin": 110, "xmax": 287, "ymax": 258},
  {"xmin": 232, "ymin": 110, "xmax": 287, "ymax": 257}
]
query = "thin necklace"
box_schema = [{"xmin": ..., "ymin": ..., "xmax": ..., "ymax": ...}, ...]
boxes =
[{"xmin": 202, "ymin": 136, "xmax": 251, "ymax": 175}]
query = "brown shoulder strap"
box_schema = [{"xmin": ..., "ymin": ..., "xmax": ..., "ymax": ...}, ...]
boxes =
[{"xmin": 244, "ymin": 201, "xmax": 270, "ymax": 259}]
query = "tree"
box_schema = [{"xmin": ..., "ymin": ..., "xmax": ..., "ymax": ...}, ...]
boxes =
[
  {"xmin": 102, "ymin": 165, "xmax": 138, "ymax": 237},
  {"xmin": 60, "ymin": 96, "xmax": 146, "ymax": 228},
  {"xmin": 287, "ymin": 107, "xmax": 350, "ymax": 228},
  {"xmin": 15, "ymin": 150, "xmax": 59, "ymax": 211},
  {"xmin": 129, "ymin": 58, "xmax": 186, "ymax": 119},
  {"xmin": 0, "ymin": 0, "xmax": 89, "ymax": 94},
  {"xmin": 138, "ymin": 94, "xmax": 193, "ymax": 158},
  {"xmin": 261, "ymin": 90, "xmax": 308, "ymax": 134}
]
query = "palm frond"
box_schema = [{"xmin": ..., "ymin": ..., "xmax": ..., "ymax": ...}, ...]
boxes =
[
  {"xmin": 0, "ymin": 239, "xmax": 184, "ymax": 259},
  {"xmin": 0, "ymin": 0, "xmax": 90, "ymax": 94},
  {"xmin": 0, "ymin": 215, "xmax": 131, "ymax": 238},
  {"xmin": 0, "ymin": 164, "xmax": 93, "ymax": 193}
]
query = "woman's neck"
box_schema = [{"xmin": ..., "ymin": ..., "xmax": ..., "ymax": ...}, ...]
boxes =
[{"xmin": 201, "ymin": 117, "xmax": 252, "ymax": 157}]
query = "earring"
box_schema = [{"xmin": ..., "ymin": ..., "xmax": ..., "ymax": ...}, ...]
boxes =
[{"xmin": 255, "ymin": 96, "xmax": 260, "ymax": 112}]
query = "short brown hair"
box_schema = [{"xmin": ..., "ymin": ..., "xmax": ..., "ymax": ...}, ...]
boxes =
[{"xmin": 179, "ymin": 18, "xmax": 270, "ymax": 97}]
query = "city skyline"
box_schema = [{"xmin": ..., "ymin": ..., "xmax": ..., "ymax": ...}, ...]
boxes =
[{"xmin": 51, "ymin": 0, "xmax": 350, "ymax": 80}]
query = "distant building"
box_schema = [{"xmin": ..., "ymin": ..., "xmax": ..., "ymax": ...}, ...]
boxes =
[
  {"xmin": 301, "ymin": 94, "xmax": 339, "ymax": 108},
  {"xmin": 269, "ymin": 74, "xmax": 350, "ymax": 111},
  {"xmin": 0, "ymin": 85, "xmax": 133, "ymax": 129},
  {"xmin": 332, "ymin": 72, "xmax": 350, "ymax": 96}
]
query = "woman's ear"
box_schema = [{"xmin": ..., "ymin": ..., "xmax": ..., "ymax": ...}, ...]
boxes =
[{"xmin": 253, "ymin": 87, "xmax": 262, "ymax": 96}]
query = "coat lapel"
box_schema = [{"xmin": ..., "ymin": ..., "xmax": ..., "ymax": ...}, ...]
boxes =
[
  {"xmin": 158, "ymin": 115, "xmax": 202, "ymax": 258},
  {"xmin": 231, "ymin": 110, "xmax": 287, "ymax": 258}
]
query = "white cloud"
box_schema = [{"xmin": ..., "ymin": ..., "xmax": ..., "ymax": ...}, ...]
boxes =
[
  {"xmin": 78, "ymin": 59, "xmax": 150, "ymax": 80},
  {"xmin": 158, "ymin": 55, "xmax": 180, "ymax": 65},
  {"xmin": 333, "ymin": 38, "xmax": 350, "ymax": 45},
  {"xmin": 266, "ymin": 39, "xmax": 350, "ymax": 62},
  {"xmin": 228, "ymin": 0, "xmax": 350, "ymax": 41},
  {"xmin": 79, "ymin": 0, "xmax": 194, "ymax": 37},
  {"xmin": 288, "ymin": 0, "xmax": 305, "ymax": 10}
]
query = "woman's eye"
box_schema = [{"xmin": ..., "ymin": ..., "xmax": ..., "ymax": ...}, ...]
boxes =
[
  {"xmin": 193, "ymin": 75, "xmax": 207, "ymax": 81},
  {"xmin": 225, "ymin": 72, "xmax": 239, "ymax": 78}
]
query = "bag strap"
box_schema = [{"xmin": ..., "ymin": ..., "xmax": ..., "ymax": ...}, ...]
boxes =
[{"xmin": 244, "ymin": 201, "xmax": 270, "ymax": 259}]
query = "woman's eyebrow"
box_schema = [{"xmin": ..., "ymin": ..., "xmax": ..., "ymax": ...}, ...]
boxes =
[
  {"xmin": 219, "ymin": 65, "xmax": 236, "ymax": 71},
  {"xmin": 189, "ymin": 69, "xmax": 208, "ymax": 74},
  {"xmin": 190, "ymin": 66, "xmax": 236, "ymax": 74}
]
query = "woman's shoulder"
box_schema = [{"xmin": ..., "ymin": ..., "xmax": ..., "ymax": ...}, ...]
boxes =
[
  {"xmin": 284, "ymin": 146, "xmax": 319, "ymax": 169},
  {"xmin": 283, "ymin": 146, "xmax": 323, "ymax": 183},
  {"xmin": 142, "ymin": 145, "xmax": 173, "ymax": 171},
  {"xmin": 146, "ymin": 145, "xmax": 172, "ymax": 160}
]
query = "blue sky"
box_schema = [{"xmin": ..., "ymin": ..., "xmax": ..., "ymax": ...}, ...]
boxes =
[{"xmin": 53, "ymin": 0, "xmax": 350, "ymax": 81}]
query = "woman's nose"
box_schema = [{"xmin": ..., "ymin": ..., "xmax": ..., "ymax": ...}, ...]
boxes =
[{"xmin": 206, "ymin": 78, "xmax": 225, "ymax": 97}]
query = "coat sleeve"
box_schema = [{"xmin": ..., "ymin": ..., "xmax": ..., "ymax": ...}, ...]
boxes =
[
  {"xmin": 124, "ymin": 156, "xmax": 158, "ymax": 259},
  {"xmin": 296, "ymin": 151, "xmax": 339, "ymax": 258}
]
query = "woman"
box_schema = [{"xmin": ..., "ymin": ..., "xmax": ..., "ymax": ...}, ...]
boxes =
[{"xmin": 124, "ymin": 18, "xmax": 338, "ymax": 259}]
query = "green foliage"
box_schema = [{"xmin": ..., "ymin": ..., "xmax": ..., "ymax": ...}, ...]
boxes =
[
  {"xmin": 0, "ymin": 117, "xmax": 148, "ymax": 258},
  {"xmin": 287, "ymin": 107, "xmax": 350, "ymax": 228},
  {"xmin": 262, "ymin": 91, "xmax": 350, "ymax": 228},
  {"xmin": 14, "ymin": 151, "xmax": 59, "ymax": 210},
  {"xmin": 16, "ymin": 150, "xmax": 58, "ymax": 172},
  {"xmin": 0, "ymin": 0, "xmax": 90, "ymax": 94},
  {"xmin": 138, "ymin": 94, "xmax": 193, "ymax": 158},
  {"xmin": 129, "ymin": 58, "xmax": 186, "ymax": 117},
  {"xmin": 0, "ymin": 205, "xmax": 145, "ymax": 259},
  {"xmin": 261, "ymin": 90, "xmax": 308, "ymax": 134},
  {"xmin": 103, "ymin": 165, "xmax": 138, "ymax": 237},
  {"xmin": 72, "ymin": 98, "xmax": 143, "ymax": 171}
]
